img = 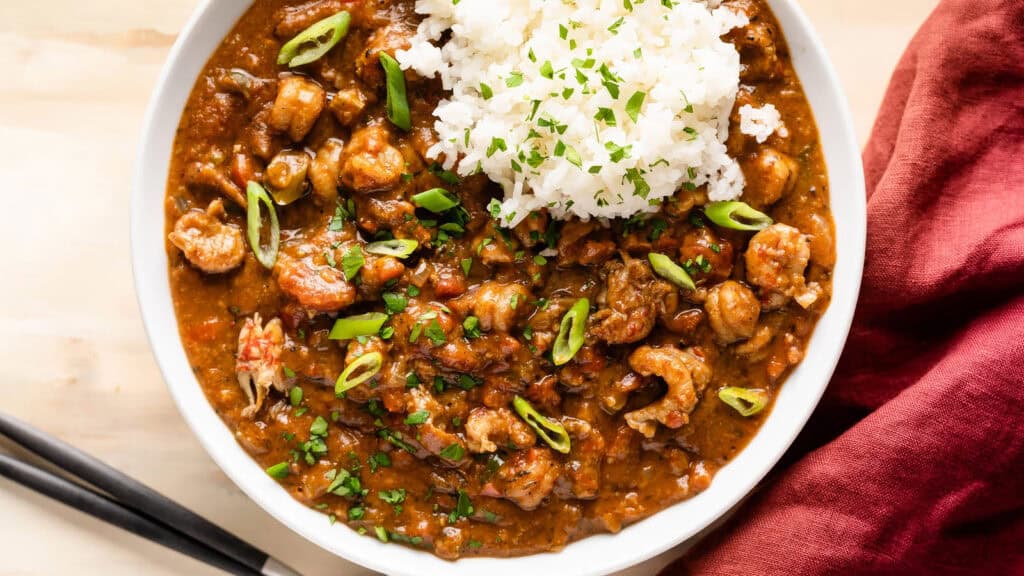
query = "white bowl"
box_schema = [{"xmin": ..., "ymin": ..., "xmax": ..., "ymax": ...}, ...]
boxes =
[{"xmin": 132, "ymin": 2, "xmax": 865, "ymax": 574}]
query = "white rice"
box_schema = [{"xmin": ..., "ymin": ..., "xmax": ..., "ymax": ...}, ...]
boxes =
[
  {"xmin": 739, "ymin": 103, "xmax": 786, "ymax": 144},
  {"xmin": 397, "ymin": 0, "xmax": 752, "ymax": 226}
]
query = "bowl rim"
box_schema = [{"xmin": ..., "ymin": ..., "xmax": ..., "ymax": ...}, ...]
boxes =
[{"xmin": 131, "ymin": 1, "xmax": 866, "ymax": 574}]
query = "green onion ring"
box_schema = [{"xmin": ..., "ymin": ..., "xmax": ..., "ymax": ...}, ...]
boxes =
[
  {"xmin": 277, "ymin": 11, "xmax": 351, "ymax": 68},
  {"xmin": 704, "ymin": 201, "xmax": 773, "ymax": 231},
  {"xmin": 411, "ymin": 188, "xmax": 460, "ymax": 213},
  {"xmin": 552, "ymin": 298, "xmax": 589, "ymax": 366},
  {"xmin": 335, "ymin": 352, "xmax": 383, "ymax": 396},
  {"xmin": 328, "ymin": 312, "xmax": 389, "ymax": 340},
  {"xmin": 512, "ymin": 396, "xmax": 571, "ymax": 454},
  {"xmin": 718, "ymin": 387, "xmax": 770, "ymax": 417},
  {"xmin": 246, "ymin": 181, "xmax": 280, "ymax": 269},
  {"xmin": 379, "ymin": 52, "xmax": 411, "ymax": 131},
  {"xmin": 364, "ymin": 239, "xmax": 419, "ymax": 258},
  {"xmin": 648, "ymin": 253, "xmax": 696, "ymax": 291}
]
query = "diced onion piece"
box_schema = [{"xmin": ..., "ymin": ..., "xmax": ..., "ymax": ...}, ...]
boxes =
[
  {"xmin": 335, "ymin": 352, "xmax": 383, "ymax": 396},
  {"xmin": 512, "ymin": 396, "xmax": 571, "ymax": 454},
  {"xmin": 648, "ymin": 252, "xmax": 695, "ymax": 290},
  {"xmin": 364, "ymin": 239, "xmax": 419, "ymax": 258},
  {"xmin": 246, "ymin": 181, "xmax": 280, "ymax": 269},
  {"xmin": 411, "ymin": 188, "xmax": 459, "ymax": 213},
  {"xmin": 704, "ymin": 201, "xmax": 773, "ymax": 231},
  {"xmin": 379, "ymin": 52, "xmax": 411, "ymax": 131},
  {"xmin": 552, "ymin": 298, "xmax": 589, "ymax": 366},
  {"xmin": 277, "ymin": 11, "xmax": 351, "ymax": 68},
  {"xmin": 328, "ymin": 312, "xmax": 389, "ymax": 340},
  {"xmin": 718, "ymin": 386, "xmax": 770, "ymax": 417}
]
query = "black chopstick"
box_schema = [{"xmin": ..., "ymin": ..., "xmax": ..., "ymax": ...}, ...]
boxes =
[
  {"xmin": 0, "ymin": 453, "xmax": 260, "ymax": 576},
  {"xmin": 0, "ymin": 412, "xmax": 299, "ymax": 576}
]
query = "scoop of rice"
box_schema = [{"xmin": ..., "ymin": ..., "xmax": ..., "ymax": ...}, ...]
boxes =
[
  {"xmin": 397, "ymin": 0, "xmax": 750, "ymax": 226},
  {"xmin": 739, "ymin": 103, "xmax": 786, "ymax": 143}
]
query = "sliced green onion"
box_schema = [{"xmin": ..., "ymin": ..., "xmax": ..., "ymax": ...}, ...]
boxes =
[
  {"xmin": 246, "ymin": 182, "xmax": 280, "ymax": 269},
  {"xmin": 512, "ymin": 396, "xmax": 571, "ymax": 454},
  {"xmin": 718, "ymin": 387, "xmax": 770, "ymax": 417},
  {"xmin": 704, "ymin": 201, "xmax": 773, "ymax": 231},
  {"xmin": 379, "ymin": 52, "xmax": 411, "ymax": 131},
  {"xmin": 328, "ymin": 312, "xmax": 388, "ymax": 340},
  {"xmin": 277, "ymin": 11, "xmax": 351, "ymax": 68},
  {"xmin": 364, "ymin": 239, "xmax": 419, "ymax": 258},
  {"xmin": 265, "ymin": 462, "xmax": 290, "ymax": 479},
  {"xmin": 552, "ymin": 298, "xmax": 589, "ymax": 366},
  {"xmin": 335, "ymin": 352, "xmax": 383, "ymax": 396},
  {"xmin": 412, "ymin": 188, "xmax": 459, "ymax": 213},
  {"xmin": 649, "ymin": 252, "xmax": 696, "ymax": 290}
]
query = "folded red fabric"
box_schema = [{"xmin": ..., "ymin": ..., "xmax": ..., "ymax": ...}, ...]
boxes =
[{"xmin": 660, "ymin": 1, "xmax": 1024, "ymax": 574}]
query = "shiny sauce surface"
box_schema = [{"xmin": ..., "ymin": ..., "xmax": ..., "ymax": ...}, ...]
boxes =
[{"xmin": 165, "ymin": 0, "xmax": 834, "ymax": 559}]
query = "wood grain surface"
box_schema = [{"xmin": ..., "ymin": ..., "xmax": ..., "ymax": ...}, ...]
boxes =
[{"xmin": 0, "ymin": 1, "xmax": 937, "ymax": 574}]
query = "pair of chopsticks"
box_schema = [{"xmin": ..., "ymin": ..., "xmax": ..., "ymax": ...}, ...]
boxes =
[{"xmin": 0, "ymin": 411, "xmax": 300, "ymax": 576}]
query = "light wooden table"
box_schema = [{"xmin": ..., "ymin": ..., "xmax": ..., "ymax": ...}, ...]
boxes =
[{"xmin": 0, "ymin": 1, "xmax": 936, "ymax": 575}]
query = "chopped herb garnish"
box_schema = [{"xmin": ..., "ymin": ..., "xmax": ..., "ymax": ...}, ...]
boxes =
[
  {"xmin": 265, "ymin": 462, "xmax": 290, "ymax": 479},
  {"xmin": 463, "ymin": 316, "xmax": 481, "ymax": 339},
  {"xmin": 425, "ymin": 319, "xmax": 446, "ymax": 346},
  {"xmin": 310, "ymin": 415, "xmax": 329, "ymax": 436},
  {"xmin": 594, "ymin": 107, "xmax": 617, "ymax": 126},
  {"xmin": 379, "ymin": 488, "xmax": 406, "ymax": 505},
  {"xmin": 486, "ymin": 137, "xmax": 507, "ymax": 158},
  {"xmin": 408, "ymin": 322, "xmax": 423, "ymax": 343},
  {"xmin": 505, "ymin": 72, "xmax": 524, "ymax": 87},
  {"xmin": 460, "ymin": 257, "xmax": 473, "ymax": 276},
  {"xmin": 406, "ymin": 372, "xmax": 421, "ymax": 389},
  {"xmin": 382, "ymin": 292, "xmax": 408, "ymax": 315},
  {"xmin": 448, "ymin": 490, "xmax": 474, "ymax": 523},
  {"xmin": 341, "ymin": 246, "xmax": 363, "ymax": 281},
  {"xmin": 457, "ymin": 374, "xmax": 480, "ymax": 390},
  {"xmin": 625, "ymin": 91, "xmax": 646, "ymax": 122},
  {"xmin": 650, "ymin": 218, "xmax": 668, "ymax": 241},
  {"xmin": 289, "ymin": 386, "xmax": 303, "ymax": 408},
  {"xmin": 404, "ymin": 410, "xmax": 430, "ymax": 425}
]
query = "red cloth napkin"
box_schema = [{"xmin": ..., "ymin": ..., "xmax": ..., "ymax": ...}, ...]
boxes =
[{"xmin": 661, "ymin": 1, "xmax": 1024, "ymax": 574}]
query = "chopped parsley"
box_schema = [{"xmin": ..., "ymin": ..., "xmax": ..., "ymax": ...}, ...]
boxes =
[
  {"xmin": 463, "ymin": 316, "xmax": 481, "ymax": 339},
  {"xmin": 265, "ymin": 462, "xmax": 289, "ymax": 479},
  {"xmin": 650, "ymin": 218, "xmax": 668, "ymax": 241},
  {"xmin": 379, "ymin": 488, "xmax": 406, "ymax": 505},
  {"xmin": 368, "ymin": 452, "xmax": 391, "ymax": 472},
  {"xmin": 341, "ymin": 246, "xmax": 363, "ymax": 281},
  {"xmin": 448, "ymin": 490, "xmax": 474, "ymax": 523},
  {"xmin": 405, "ymin": 372, "xmax": 420, "ymax": 389},
  {"xmin": 540, "ymin": 60, "xmax": 554, "ymax": 79},
  {"xmin": 457, "ymin": 374, "xmax": 481, "ymax": 390},
  {"xmin": 309, "ymin": 416, "xmax": 328, "ymax": 437},
  {"xmin": 425, "ymin": 319, "xmax": 446, "ymax": 346},
  {"xmin": 382, "ymin": 292, "xmax": 408, "ymax": 314},
  {"xmin": 404, "ymin": 410, "xmax": 430, "ymax": 425},
  {"xmin": 625, "ymin": 91, "xmax": 646, "ymax": 122},
  {"xmin": 594, "ymin": 107, "xmax": 617, "ymax": 126}
]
